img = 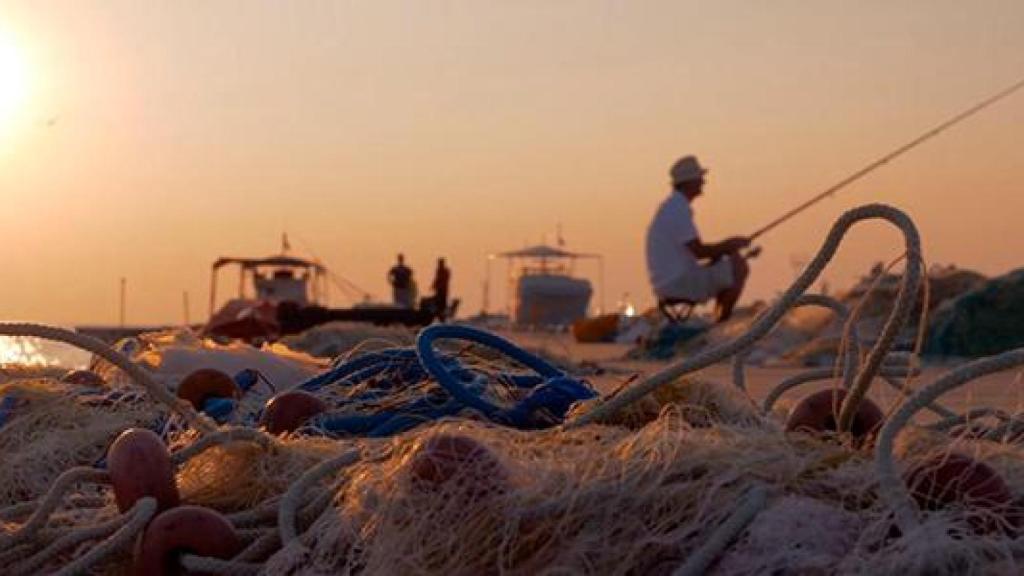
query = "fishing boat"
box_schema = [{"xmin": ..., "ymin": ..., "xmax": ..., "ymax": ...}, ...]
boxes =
[
  {"xmin": 205, "ymin": 252, "xmax": 329, "ymax": 341},
  {"xmin": 495, "ymin": 244, "xmax": 602, "ymax": 328},
  {"xmin": 206, "ymin": 244, "xmax": 452, "ymax": 342}
]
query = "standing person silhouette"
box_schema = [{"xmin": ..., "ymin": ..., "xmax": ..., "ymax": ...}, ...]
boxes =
[
  {"xmin": 388, "ymin": 254, "xmax": 415, "ymax": 308},
  {"xmin": 431, "ymin": 258, "xmax": 451, "ymax": 321},
  {"xmin": 645, "ymin": 155, "xmax": 751, "ymax": 322}
]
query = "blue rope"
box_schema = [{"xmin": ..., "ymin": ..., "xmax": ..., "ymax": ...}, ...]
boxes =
[
  {"xmin": 300, "ymin": 348, "xmax": 419, "ymax": 392},
  {"xmin": 76, "ymin": 326, "xmax": 595, "ymax": 439},
  {"xmin": 0, "ymin": 394, "xmax": 19, "ymax": 431},
  {"xmin": 415, "ymin": 325, "xmax": 561, "ymax": 417},
  {"xmin": 201, "ymin": 397, "xmax": 237, "ymax": 423},
  {"xmin": 415, "ymin": 324, "xmax": 596, "ymax": 428},
  {"xmin": 285, "ymin": 325, "xmax": 597, "ymax": 436}
]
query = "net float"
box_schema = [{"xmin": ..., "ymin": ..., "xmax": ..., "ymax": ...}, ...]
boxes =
[
  {"xmin": 107, "ymin": 428, "xmax": 180, "ymax": 513},
  {"xmin": 785, "ymin": 388, "xmax": 884, "ymax": 443},
  {"xmin": 260, "ymin": 390, "xmax": 328, "ymax": 435},
  {"xmin": 134, "ymin": 505, "xmax": 241, "ymax": 576},
  {"xmin": 176, "ymin": 368, "xmax": 240, "ymax": 411},
  {"xmin": 904, "ymin": 452, "xmax": 1016, "ymax": 534},
  {"xmin": 61, "ymin": 369, "xmax": 107, "ymax": 387},
  {"xmin": 407, "ymin": 433, "xmax": 508, "ymax": 497}
]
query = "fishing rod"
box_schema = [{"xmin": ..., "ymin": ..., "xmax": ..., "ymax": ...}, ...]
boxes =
[{"xmin": 748, "ymin": 75, "xmax": 1024, "ymax": 241}]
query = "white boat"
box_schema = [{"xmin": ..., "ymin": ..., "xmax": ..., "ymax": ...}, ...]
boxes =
[{"xmin": 495, "ymin": 245, "xmax": 602, "ymax": 327}]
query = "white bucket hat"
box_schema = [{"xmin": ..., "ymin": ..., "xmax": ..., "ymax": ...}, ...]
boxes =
[{"xmin": 670, "ymin": 155, "xmax": 708, "ymax": 185}]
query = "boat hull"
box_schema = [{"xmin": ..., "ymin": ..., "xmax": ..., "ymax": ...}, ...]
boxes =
[{"xmin": 514, "ymin": 274, "xmax": 592, "ymax": 327}]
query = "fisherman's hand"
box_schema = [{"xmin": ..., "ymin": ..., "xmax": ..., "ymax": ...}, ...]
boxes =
[{"xmin": 723, "ymin": 236, "xmax": 751, "ymax": 253}]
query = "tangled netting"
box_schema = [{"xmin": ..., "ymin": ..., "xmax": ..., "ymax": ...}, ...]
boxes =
[{"xmin": 3, "ymin": 203, "xmax": 1024, "ymax": 575}]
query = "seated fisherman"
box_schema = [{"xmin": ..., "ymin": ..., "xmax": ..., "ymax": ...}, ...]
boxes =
[{"xmin": 645, "ymin": 155, "xmax": 750, "ymax": 322}]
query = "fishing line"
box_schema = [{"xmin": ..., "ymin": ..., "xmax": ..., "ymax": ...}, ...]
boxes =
[{"xmin": 749, "ymin": 75, "xmax": 1024, "ymax": 241}]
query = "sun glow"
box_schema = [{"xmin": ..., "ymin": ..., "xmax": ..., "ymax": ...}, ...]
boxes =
[
  {"xmin": 0, "ymin": 337, "xmax": 50, "ymax": 367},
  {"xmin": 0, "ymin": 31, "xmax": 28, "ymax": 130}
]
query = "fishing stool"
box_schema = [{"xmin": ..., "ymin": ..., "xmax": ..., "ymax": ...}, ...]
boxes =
[{"xmin": 657, "ymin": 297, "xmax": 698, "ymax": 324}]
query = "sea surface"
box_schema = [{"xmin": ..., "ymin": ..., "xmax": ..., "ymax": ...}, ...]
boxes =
[{"xmin": 0, "ymin": 335, "xmax": 91, "ymax": 369}]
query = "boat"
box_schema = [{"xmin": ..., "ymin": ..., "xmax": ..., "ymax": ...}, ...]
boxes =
[
  {"xmin": 77, "ymin": 239, "xmax": 453, "ymax": 345},
  {"xmin": 206, "ymin": 243, "xmax": 453, "ymax": 342},
  {"xmin": 205, "ymin": 252, "xmax": 329, "ymax": 341},
  {"xmin": 495, "ymin": 244, "xmax": 602, "ymax": 328}
]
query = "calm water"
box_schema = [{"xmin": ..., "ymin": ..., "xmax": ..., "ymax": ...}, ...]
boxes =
[{"xmin": 0, "ymin": 335, "xmax": 91, "ymax": 369}]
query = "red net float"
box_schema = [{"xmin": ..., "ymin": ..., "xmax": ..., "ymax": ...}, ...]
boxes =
[
  {"xmin": 260, "ymin": 390, "xmax": 328, "ymax": 435},
  {"xmin": 904, "ymin": 453, "xmax": 1017, "ymax": 534},
  {"xmin": 176, "ymin": 369, "xmax": 239, "ymax": 410},
  {"xmin": 785, "ymin": 388, "xmax": 884, "ymax": 443},
  {"xmin": 107, "ymin": 428, "xmax": 180, "ymax": 514},
  {"xmin": 134, "ymin": 505, "xmax": 242, "ymax": 576},
  {"xmin": 406, "ymin": 433, "xmax": 508, "ymax": 497},
  {"xmin": 61, "ymin": 369, "xmax": 107, "ymax": 387}
]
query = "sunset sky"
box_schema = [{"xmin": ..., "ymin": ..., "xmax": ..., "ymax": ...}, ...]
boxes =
[{"xmin": 0, "ymin": 1, "xmax": 1022, "ymax": 326}]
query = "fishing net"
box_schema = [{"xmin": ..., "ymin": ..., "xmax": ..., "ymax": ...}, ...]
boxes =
[
  {"xmin": 2, "ymin": 204, "xmax": 1024, "ymax": 575},
  {"xmin": 0, "ymin": 378, "xmax": 162, "ymax": 506},
  {"xmin": 279, "ymin": 321, "xmax": 416, "ymax": 359}
]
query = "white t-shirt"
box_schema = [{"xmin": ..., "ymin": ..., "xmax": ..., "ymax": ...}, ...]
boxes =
[{"xmin": 645, "ymin": 192, "xmax": 701, "ymax": 293}]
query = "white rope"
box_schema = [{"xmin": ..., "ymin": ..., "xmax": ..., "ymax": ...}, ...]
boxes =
[
  {"xmin": 170, "ymin": 427, "xmax": 275, "ymax": 466},
  {"xmin": 673, "ymin": 485, "xmax": 768, "ymax": 576},
  {"xmin": 0, "ymin": 544, "xmax": 36, "ymax": 566},
  {"xmin": 277, "ymin": 449, "xmax": 360, "ymax": 544},
  {"xmin": 235, "ymin": 528, "xmax": 281, "ymax": 562},
  {"xmin": 982, "ymin": 415, "xmax": 1024, "ymax": 442},
  {"xmin": 0, "ymin": 322, "xmax": 213, "ymax": 433},
  {"xmin": 567, "ymin": 204, "xmax": 922, "ymax": 429},
  {"xmin": 761, "ymin": 366, "xmax": 915, "ymax": 413},
  {"xmin": 875, "ymin": 349, "xmax": 1024, "ymax": 533},
  {"xmin": 179, "ymin": 554, "xmax": 263, "ymax": 575},
  {"xmin": 227, "ymin": 500, "xmax": 280, "ymax": 528},
  {"xmin": 51, "ymin": 497, "xmax": 157, "ymax": 576},
  {"xmin": 925, "ymin": 407, "xmax": 1011, "ymax": 431},
  {"xmin": 880, "ymin": 375, "xmax": 956, "ymax": 419},
  {"xmin": 0, "ymin": 502, "xmax": 37, "ymax": 522},
  {"xmin": 731, "ymin": 294, "xmax": 859, "ymax": 393},
  {"xmin": 0, "ymin": 467, "xmax": 109, "ymax": 551},
  {"xmin": 16, "ymin": 497, "xmax": 156, "ymax": 576}
]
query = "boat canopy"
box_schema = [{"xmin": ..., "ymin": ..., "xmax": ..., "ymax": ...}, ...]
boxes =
[
  {"xmin": 209, "ymin": 253, "xmax": 328, "ymax": 317},
  {"xmin": 496, "ymin": 244, "xmax": 600, "ymax": 260},
  {"xmin": 212, "ymin": 255, "xmax": 327, "ymax": 272},
  {"xmin": 490, "ymin": 243, "xmax": 605, "ymax": 321}
]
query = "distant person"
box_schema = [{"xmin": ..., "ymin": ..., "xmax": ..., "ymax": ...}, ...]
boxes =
[
  {"xmin": 645, "ymin": 155, "xmax": 750, "ymax": 322},
  {"xmin": 431, "ymin": 257, "xmax": 451, "ymax": 321},
  {"xmin": 388, "ymin": 254, "xmax": 415, "ymax": 308}
]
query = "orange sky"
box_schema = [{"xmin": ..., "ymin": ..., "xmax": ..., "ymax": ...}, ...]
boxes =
[{"xmin": 0, "ymin": 2, "xmax": 1022, "ymax": 326}]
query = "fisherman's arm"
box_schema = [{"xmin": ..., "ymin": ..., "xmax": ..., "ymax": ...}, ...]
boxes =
[{"xmin": 687, "ymin": 236, "xmax": 750, "ymax": 260}]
